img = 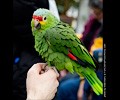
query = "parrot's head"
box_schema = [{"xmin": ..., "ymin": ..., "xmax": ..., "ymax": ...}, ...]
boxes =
[{"xmin": 31, "ymin": 8, "xmax": 59, "ymax": 34}]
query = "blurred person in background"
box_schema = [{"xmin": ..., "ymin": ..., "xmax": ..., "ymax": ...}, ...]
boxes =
[{"xmin": 81, "ymin": 0, "xmax": 103, "ymax": 52}]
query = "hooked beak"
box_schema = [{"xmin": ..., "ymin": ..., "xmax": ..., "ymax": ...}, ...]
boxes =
[
  {"xmin": 32, "ymin": 15, "xmax": 46, "ymax": 28},
  {"xmin": 34, "ymin": 20, "xmax": 41, "ymax": 29}
]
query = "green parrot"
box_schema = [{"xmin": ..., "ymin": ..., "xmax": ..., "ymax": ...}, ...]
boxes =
[{"xmin": 31, "ymin": 8, "xmax": 103, "ymax": 95}]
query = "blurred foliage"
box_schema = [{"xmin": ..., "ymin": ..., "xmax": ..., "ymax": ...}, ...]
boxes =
[{"xmin": 55, "ymin": 0, "xmax": 81, "ymax": 15}]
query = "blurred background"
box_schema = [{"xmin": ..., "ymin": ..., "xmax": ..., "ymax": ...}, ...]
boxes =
[{"xmin": 53, "ymin": 0, "xmax": 90, "ymax": 34}]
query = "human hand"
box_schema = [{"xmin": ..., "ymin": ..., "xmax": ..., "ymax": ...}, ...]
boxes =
[{"xmin": 26, "ymin": 63, "xmax": 59, "ymax": 100}]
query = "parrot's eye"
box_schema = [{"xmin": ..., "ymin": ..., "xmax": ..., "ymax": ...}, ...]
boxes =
[{"xmin": 43, "ymin": 17, "xmax": 47, "ymax": 20}]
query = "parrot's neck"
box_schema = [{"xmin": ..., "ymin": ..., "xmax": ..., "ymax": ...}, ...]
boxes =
[{"xmin": 40, "ymin": 21, "xmax": 60, "ymax": 32}]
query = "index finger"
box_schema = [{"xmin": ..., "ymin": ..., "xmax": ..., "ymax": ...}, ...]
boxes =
[{"xmin": 28, "ymin": 63, "xmax": 47, "ymax": 75}]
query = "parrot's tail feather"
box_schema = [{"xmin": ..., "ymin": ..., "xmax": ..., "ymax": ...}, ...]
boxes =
[
  {"xmin": 82, "ymin": 72, "xmax": 103, "ymax": 95},
  {"xmin": 87, "ymin": 73, "xmax": 103, "ymax": 94},
  {"xmin": 90, "ymin": 73, "xmax": 103, "ymax": 88}
]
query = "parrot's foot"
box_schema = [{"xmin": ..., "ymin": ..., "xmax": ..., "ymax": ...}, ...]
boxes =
[
  {"xmin": 40, "ymin": 63, "xmax": 59, "ymax": 77},
  {"xmin": 45, "ymin": 66, "xmax": 59, "ymax": 77}
]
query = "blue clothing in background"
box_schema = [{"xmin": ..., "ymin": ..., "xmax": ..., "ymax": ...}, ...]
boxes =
[{"xmin": 56, "ymin": 77, "xmax": 80, "ymax": 100}]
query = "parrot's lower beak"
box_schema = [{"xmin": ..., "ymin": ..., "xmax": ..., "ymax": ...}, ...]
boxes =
[
  {"xmin": 34, "ymin": 20, "xmax": 41, "ymax": 29},
  {"xmin": 35, "ymin": 22, "xmax": 41, "ymax": 29}
]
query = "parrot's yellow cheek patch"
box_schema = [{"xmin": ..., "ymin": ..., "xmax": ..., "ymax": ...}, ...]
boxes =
[{"xmin": 40, "ymin": 21, "xmax": 46, "ymax": 25}]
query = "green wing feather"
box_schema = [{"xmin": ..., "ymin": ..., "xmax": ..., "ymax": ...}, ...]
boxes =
[{"xmin": 45, "ymin": 22, "xmax": 96, "ymax": 69}]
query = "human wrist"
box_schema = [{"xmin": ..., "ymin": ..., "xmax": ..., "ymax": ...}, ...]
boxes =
[
  {"xmin": 27, "ymin": 91, "xmax": 51, "ymax": 100},
  {"xmin": 26, "ymin": 91, "xmax": 42, "ymax": 100}
]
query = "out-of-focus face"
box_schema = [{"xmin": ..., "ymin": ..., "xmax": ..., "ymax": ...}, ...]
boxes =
[{"xmin": 92, "ymin": 8, "xmax": 103, "ymax": 21}]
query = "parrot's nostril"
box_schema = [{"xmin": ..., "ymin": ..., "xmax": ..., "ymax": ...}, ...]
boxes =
[{"xmin": 35, "ymin": 23, "xmax": 41, "ymax": 29}]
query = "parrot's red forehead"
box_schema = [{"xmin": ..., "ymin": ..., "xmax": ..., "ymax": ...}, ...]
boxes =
[{"xmin": 32, "ymin": 15, "xmax": 43, "ymax": 21}]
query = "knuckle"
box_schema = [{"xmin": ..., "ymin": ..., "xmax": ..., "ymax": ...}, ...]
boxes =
[{"xmin": 27, "ymin": 68, "xmax": 35, "ymax": 75}]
